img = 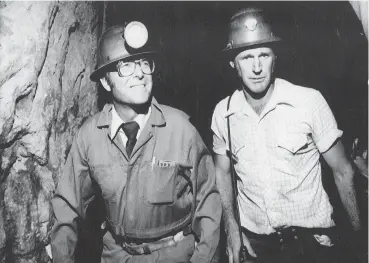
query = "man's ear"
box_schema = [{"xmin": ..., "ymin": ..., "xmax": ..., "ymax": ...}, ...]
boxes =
[
  {"xmin": 272, "ymin": 55, "xmax": 277, "ymax": 72},
  {"xmin": 100, "ymin": 77, "xmax": 111, "ymax": 92},
  {"xmin": 229, "ymin": 61, "xmax": 235, "ymax": 68}
]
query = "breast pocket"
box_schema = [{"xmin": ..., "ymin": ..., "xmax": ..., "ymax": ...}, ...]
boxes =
[
  {"xmin": 277, "ymin": 134, "xmax": 309, "ymax": 158},
  {"xmin": 146, "ymin": 162, "xmax": 192, "ymax": 205}
]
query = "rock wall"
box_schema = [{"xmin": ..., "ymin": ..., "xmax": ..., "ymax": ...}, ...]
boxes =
[{"xmin": 0, "ymin": 1, "xmax": 105, "ymax": 262}]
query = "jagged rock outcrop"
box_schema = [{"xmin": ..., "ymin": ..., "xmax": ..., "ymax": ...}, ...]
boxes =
[{"xmin": 0, "ymin": 2, "xmax": 104, "ymax": 262}]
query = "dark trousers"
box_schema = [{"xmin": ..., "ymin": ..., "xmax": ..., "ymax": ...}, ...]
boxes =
[{"xmin": 241, "ymin": 226, "xmax": 350, "ymax": 263}]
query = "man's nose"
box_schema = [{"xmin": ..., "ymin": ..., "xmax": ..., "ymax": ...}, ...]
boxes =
[
  {"xmin": 252, "ymin": 59, "xmax": 262, "ymax": 74},
  {"xmin": 133, "ymin": 63, "xmax": 144, "ymax": 78}
]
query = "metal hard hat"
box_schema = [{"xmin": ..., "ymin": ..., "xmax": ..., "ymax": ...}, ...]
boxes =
[
  {"xmin": 90, "ymin": 22, "xmax": 158, "ymax": 81},
  {"xmin": 223, "ymin": 7, "xmax": 281, "ymax": 52}
]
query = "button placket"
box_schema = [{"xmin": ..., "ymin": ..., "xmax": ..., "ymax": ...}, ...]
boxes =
[
  {"xmin": 292, "ymin": 228, "xmax": 298, "ymax": 240},
  {"xmin": 277, "ymin": 230, "xmax": 284, "ymax": 248}
]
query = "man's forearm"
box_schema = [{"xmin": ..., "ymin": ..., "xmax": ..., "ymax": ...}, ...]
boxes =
[
  {"xmin": 215, "ymin": 169, "xmax": 238, "ymax": 233},
  {"xmin": 333, "ymin": 168, "xmax": 361, "ymax": 230}
]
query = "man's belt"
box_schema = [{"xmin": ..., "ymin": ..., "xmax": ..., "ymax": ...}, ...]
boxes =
[
  {"xmin": 242, "ymin": 226, "xmax": 339, "ymax": 245},
  {"xmin": 113, "ymin": 224, "xmax": 193, "ymax": 255},
  {"xmin": 121, "ymin": 230, "xmax": 186, "ymax": 255}
]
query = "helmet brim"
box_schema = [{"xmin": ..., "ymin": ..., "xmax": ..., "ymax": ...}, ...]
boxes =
[
  {"xmin": 90, "ymin": 51, "xmax": 159, "ymax": 82},
  {"xmin": 221, "ymin": 39, "xmax": 282, "ymax": 60}
]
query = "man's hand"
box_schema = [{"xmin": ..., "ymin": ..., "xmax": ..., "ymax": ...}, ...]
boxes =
[
  {"xmin": 226, "ymin": 226, "xmax": 241, "ymax": 263},
  {"xmin": 226, "ymin": 221, "xmax": 256, "ymax": 263}
]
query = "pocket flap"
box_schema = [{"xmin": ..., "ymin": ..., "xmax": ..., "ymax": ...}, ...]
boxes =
[{"xmin": 277, "ymin": 134, "xmax": 308, "ymax": 154}]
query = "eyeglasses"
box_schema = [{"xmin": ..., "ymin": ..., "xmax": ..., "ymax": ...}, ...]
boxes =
[{"xmin": 116, "ymin": 58, "xmax": 155, "ymax": 77}]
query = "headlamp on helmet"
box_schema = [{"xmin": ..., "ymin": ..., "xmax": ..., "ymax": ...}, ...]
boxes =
[{"xmin": 124, "ymin": 21, "xmax": 149, "ymax": 49}]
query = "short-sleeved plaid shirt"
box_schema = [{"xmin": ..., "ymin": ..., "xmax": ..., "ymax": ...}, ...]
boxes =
[{"xmin": 211, "ymin": 78, "xmax": 343, "ymax": 234}]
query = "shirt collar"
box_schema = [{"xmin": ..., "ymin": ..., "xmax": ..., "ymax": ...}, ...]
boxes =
[
  {"xmin": 223, "ymin": 89, "xmax": 247, "ymax": 118},
  {"xmin": 110, "ymin": 105, "xmax": 152, "ymax": 140},
  {"xmin": 223, "ymin": 78, "xmax": 296, "ymax": 118},
  {"xmin": 266, "ymin": 78, "xmax": 296, "ymax": 109},
  {"xmin": 97, "ymin": 97, "xmax": 166, "ymax": 132}
]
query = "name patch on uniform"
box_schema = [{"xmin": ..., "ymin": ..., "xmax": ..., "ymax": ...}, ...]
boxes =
[
  {"xmin": 157, "ymin": 160, "xmax": 176, "ymax": 167},
  {"xmin": 151, "ymin": 155, "xmax": 175, "ymax": 167},
  {"xmin": 151, "ymin": 156, "xmax": 177, "ymax": 168}
]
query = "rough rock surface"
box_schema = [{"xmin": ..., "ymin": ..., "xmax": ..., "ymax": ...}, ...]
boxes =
[{"xmin": 0, "ymin": 2, "xmax": 104, "ymax": 262}]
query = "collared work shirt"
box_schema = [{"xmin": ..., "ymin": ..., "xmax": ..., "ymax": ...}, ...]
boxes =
[
  {"xmin": 51, "ymin": 98, "xmax": 221, "ymax": 263},
  {"xmin": 110, "ymin": 105, "xmax": 152, "ymax": 145},
  {"xmin": 211, "ymin": 78, "xmax": 342, "ymax": 234}
]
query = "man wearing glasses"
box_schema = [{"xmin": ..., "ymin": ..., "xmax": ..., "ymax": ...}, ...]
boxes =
[{"xmin": 51, "ymin": 22, "xmax": 221, "ymax": 263}]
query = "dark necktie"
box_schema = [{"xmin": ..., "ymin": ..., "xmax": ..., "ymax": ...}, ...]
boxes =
[{"xmin": 121, "ymin": 121, "xmax": 139, "ymax": 157}]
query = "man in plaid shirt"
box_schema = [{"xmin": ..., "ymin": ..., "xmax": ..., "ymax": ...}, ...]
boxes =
[{"xmin": 212, "ymin": 6, "xmax": 362, "ymax": 263}]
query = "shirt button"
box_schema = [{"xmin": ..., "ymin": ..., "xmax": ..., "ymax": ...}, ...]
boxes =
[
  {"xmin": 280, "ymin": 238, "xmax": 283, "ymax": 243},
  {"xmin": 277, "ymin": 231, "xmax": 282, "ymax": 235},
  {"xmin": 294, "ymin": 236, "xmax": 299, "ymax": 240},
  {"xmin": 292, "ymin": 228, "xmax": 296, "ymax": 232}
]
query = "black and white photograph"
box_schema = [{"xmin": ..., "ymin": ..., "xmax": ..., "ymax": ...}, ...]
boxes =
[{"xmin": 0, "ymin": 1, "xmax": 367, "ymax": 263}]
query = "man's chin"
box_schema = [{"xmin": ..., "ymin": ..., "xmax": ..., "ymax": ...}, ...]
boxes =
[
  {"xmin": 248, "ymin": 85, "xmax": 267, "ymax": 93},
  {"xmin": 243, "ymin": 83, "xmax": 270, "ymax": 99},
  {"xmin": 129, "ymin": 95, "xmax": 152, "ymax": 109}
]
